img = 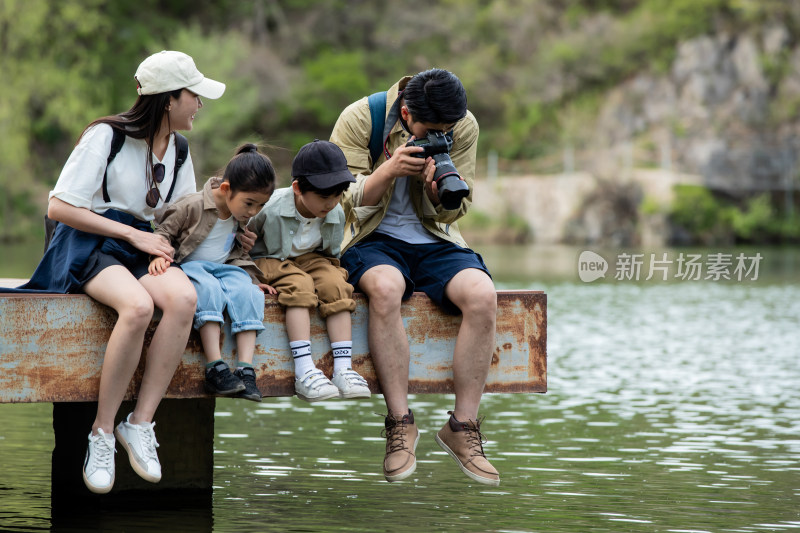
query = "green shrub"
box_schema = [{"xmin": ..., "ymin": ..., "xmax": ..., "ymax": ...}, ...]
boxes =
[
  {"xmin": 640, "ymin": 195, "xmax": 663, "ymax": 216},
  {"xmin": 668, "ymin": 184, "xmax": 734, "ymax": 243},
  {"xmin": 730, "ymin": 193, "xmax": 774, "ymax": 240}
]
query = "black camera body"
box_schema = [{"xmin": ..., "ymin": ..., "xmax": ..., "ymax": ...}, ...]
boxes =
[{"xmin": 406, "ymin": 131, "xmax": 469, "ymax": 210}]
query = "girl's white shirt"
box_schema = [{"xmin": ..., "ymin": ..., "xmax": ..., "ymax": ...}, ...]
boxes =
[
  {"xmin": 182, "ymin": 216, "xmax": 237, "ymax": 264},
  {"xmin": 49, "ymin": 123, "xmax": 196, "ymax": 220}
]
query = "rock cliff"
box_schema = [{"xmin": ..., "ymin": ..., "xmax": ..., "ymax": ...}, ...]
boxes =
[{"xmin": 593, "ymin": 26, "xmax": 799, "ymax": 192}]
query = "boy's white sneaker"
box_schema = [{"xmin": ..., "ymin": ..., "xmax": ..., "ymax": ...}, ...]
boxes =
[
  {"xmin": 114, "ymin": 413, "xmax": 162, "ymax": 483},
  {"xmin": 295, "ymin": 368, "xmax": 340, "ymax": 402},
  {"xmin": 83, "ymin": 428, "xmax": 116, "ymax": 494},
  {"xmin": 332, "ymin": 368, "xmax": 371, "ymax": 399}
]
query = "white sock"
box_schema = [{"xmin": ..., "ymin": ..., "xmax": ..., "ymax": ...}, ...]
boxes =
[
  {"xmin": 332, "ymin": 341, "xmax": 352, "ymax": 374},
  {"xmin": 290, "ymin": 340, "xmax": 315, "ymax": 379}
]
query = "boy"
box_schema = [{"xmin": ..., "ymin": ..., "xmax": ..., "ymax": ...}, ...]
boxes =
[{"xmin": 249, "ymin": 140, "xmax": 370, "ymax": 402}]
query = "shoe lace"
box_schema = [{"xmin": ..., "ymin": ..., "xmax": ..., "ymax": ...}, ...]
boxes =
[
  {"xmin": 379, "ymin": 413, "xmax": 409, "ymax": 454},
  {"xmin": 463, "ymin": 416, "xmax": 489, "ymax": 458},
  {"xmin": 136, "ymin": 422, "xmax": 160, "ymax": 460},
  {"xmin": 90, "ymin": 434, "xmax": 115, "ymax": 469}
]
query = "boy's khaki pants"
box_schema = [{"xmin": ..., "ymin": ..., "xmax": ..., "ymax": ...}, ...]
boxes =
[{"xmin": 254, "ymin": 252, "xmax": 355, "ymax": 318}]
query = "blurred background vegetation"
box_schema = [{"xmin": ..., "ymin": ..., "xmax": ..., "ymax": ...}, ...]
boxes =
[{"xmin": 1, "ymin": 0, "xmax": 799, "ymax": 245}]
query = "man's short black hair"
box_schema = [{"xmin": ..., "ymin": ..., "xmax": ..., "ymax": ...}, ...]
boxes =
[
  {"xmin": 293, "ymin": 175, "xmax": 351, "ymax": 197},
  {"xmin": 403, "ymin": 69, "xmax": 467, "ymax": 125}
]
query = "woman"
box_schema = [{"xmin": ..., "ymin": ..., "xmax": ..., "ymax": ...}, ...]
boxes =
[{"xmin": 45, "ymin": 50, "xmax": 225, "ymax": 493}]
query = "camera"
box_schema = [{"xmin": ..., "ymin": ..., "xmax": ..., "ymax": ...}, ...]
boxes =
[{"xmin": 406, "ymin": 131, "xmax": 469, "ymax": 210}]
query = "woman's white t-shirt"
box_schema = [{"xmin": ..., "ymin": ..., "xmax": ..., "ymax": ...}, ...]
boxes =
[{"xmin": 49, "ymin": 123, "xmax": 196, "ymax": 220}]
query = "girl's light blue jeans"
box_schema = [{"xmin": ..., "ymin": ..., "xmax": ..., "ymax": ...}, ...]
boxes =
[{"xmin": 180, "ymin": 261, "xmax": 265, "ymax": 334}]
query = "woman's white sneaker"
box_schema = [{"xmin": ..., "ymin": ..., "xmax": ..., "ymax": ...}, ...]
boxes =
[
  {"xmin": 295, "ymin": 368, "xmax": 340, "ymax": 402},
  {"xmin": 83, "ymin": 428, "xmax": 116, "ymax": 494},
  {"xmin": 332, "ymin": 368, "xmax": 371, "ymax": 398},
  {"xmin": 114, "ymin": 413, "xmax": 161, "ymax": 483}
]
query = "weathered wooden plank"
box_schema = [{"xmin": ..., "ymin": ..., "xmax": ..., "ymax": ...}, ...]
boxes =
[{"xmin": 0, "ymin": 291, "xmax": 546, "ymax": 403}]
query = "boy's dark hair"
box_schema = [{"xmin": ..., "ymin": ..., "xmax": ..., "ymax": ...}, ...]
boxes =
[
  {"xmin": 293, "ymin": 175, "xmax": 351, "ymax": 197},
  {"xmin": 223, "ymin": 143, "xmax": 276, "ymax": 194},
  {"xmin": 403, "ymin": 69, "xmax": 467, "ymax": 125}
]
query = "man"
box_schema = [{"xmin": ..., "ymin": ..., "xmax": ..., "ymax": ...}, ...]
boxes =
[{"xmin": 330, "ymin": 69, "xmax": 499, "ymax": 485}]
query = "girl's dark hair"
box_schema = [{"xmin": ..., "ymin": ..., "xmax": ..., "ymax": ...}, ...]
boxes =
[
  {"xmin": 81, "ymin": 89, "xmax": 183, "ymax": 188},
  {"xmin": 403, "ymin": 68, "xmax": 467, "ymax": 125},
  {"xmin": 223, "ymin": 143, "xmax": 276, "ymax": 195},
  {"xmin": 293, "ymin": 176, "xmax": 351, "ymax": 197}
]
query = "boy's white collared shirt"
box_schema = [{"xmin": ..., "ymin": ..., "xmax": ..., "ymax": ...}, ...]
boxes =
[{"xmin": 291, "ymin": 211, "xmax": 324, "ymax": 258}]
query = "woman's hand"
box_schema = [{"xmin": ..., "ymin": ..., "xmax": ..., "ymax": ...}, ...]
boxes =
[{"xmin": 128, "ymin": 230, "xmax": 174, "ymax": 261}]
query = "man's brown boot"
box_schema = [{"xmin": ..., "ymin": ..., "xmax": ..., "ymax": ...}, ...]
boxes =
[
  {"xmin": 381, "ymin": 410, "xmax": 420, "ymax": 482},
  {"xmin": 435, "ymin": 411, "xmax": 500, "ymax": 486}
]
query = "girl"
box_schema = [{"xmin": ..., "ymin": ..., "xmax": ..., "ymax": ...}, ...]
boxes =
[
  {"xmin": 149, "ymin": 144, "xmax": 276, "ymax": 403},
  {"xmin": 41, "ymin": 50, "xmax": 225, "ymax": 494}
]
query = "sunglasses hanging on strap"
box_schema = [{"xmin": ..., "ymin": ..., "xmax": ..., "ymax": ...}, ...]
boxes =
[{"xmin": 101, "ymin": 129, "xmax": 188, "ymax": 207}]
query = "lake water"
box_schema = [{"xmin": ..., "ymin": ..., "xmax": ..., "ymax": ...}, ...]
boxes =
[{"xmin": 1, "ymin": 244, "xmax": 799, "ymax": 532}]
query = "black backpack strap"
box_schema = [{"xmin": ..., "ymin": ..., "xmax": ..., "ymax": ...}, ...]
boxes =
[
  {"xmin": 367, "ymin": 91, "xmax": 387, "ymax": 165},
  {"xmin": 165, "ymin": 132, "xmax": 188, "ymax": 204},
  {"xmin": 102, "ymin": 128, "xmax": 126, "ymax": 203},
  {"xmin": 43, "ymin": 214, "xmax": 59, "ymax": 252}
]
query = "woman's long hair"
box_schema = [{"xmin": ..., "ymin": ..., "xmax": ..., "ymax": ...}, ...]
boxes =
[{"xmin": 81, "ymin": 88, "xmax": 183, "ymax": 188}]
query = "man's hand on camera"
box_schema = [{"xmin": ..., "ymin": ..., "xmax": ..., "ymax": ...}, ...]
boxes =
[
  {"xmin": 385, "ymin": 136, "xmax": 426, "ymax": 178},
  {"xmin": 422, "ymin": 158, "xmax": 440, "ymax": 205}
]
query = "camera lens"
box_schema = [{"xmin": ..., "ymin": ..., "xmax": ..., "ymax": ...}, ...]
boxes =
[{"xmin": 432, "ymin": 153, "xmax": 469, "ymax": 210}]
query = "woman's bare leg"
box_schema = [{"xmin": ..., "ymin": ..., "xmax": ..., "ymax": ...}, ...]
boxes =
[
  {"xmin": 83, "ymin": 266, "xmax": 155, "ymax": 434},
  {"xmin": 131, "ymin": 267, "xmax": 196, "ymax": 424}
]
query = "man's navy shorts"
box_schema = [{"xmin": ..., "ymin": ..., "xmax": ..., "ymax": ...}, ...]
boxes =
[{"xmin": 340, "ymin": 232, "xmax": 491, "ymax": 315}]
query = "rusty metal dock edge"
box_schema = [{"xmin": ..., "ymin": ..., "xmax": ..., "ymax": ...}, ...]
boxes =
[{"xmin": 0, "ymin": 291, "xmax": 546, "ymax": 403}]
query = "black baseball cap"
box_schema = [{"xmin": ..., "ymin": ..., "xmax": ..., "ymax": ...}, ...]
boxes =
[{"xmin": 292, "ymin": 139, "xmax": 356, "ymax": 188}]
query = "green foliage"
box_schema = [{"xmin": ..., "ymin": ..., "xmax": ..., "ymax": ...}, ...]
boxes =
[
  {"xmin": 774, "ymin": 212, "xmax": 800, "ymax": 240},
  {"xmin": 461, "ymin": 209, "xmax": 493, "ymax": 230},
  {"xmin": 640, "ymin": 195, "xmax": 664, "ymax": 216},
  {"xmin": 668, "ymin": 185, "xmax": 734, "ymax": 243},
  {"xmin": 300, "ymin": 50, "xmax": 370, "ymax": 128},
  {"xmin": 1, "ymin": 0, "xmax": 798, "ymax": 241},
  {"xmin": 670, "ymin": 186, "xmax": 799, "ymax": 244},
  {"xmin": 459, "ymin": 207, "xmax": 532, "ymax": 245},
  {"xmin": 167, "ymin": 27, "xmax": 264, "ymax": 181},
  {"xmin": 730, "ymin": 193, "xmax": 774, "ymax": 240},
  {"xmin": 0, "ymin": 0, "xmax": 112, "ymax": 241}
]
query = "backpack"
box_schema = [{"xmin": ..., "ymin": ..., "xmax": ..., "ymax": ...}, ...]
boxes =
[
  {"xmin": 43, "ymin": 129, "xmax": 189, "ymax": 251},
  {"xmin": 367, "ymin": 91, "xmax": 387, "ymax": 166}
]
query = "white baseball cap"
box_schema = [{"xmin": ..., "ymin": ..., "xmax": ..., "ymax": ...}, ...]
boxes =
[{"xmin": 134, "ymin": 50, "xmax": 226, "ymax": 99}]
